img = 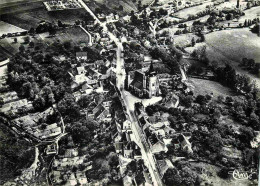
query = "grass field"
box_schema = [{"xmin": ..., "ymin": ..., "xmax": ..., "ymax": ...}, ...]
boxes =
[
  {"xmin": 0, "ymin": 33, "xmax": 47, "ymax": 56},
  {"xmin": 0, "ymin": 21, "xmax": 29, "ymax": 56},
  {"xmin": 204, "ymin": 28, "xmax": 260, "ymax": 88},
  {"xmin": 39, "ymin": 26, "xmax": 90, "ymax": 46},
  {"xmin": 0, "ymin": 21, "xmax": 26, "ymax": 35},
  {"xmin": 1, "ymin": 8, "xmax": 85, "ymax": 30},
  {"xmin": 205, "ymin": 28, "xmax": 260, "ymax": 63},
  {"xmin": 173, "ymin": 1, "xmax": 213, "ymax": 19},
  {"xmin": 189, "ymin": 78, "xmax": 235, "ymax": 98}
]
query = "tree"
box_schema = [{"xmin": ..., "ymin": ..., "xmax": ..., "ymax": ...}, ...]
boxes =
[
  {"xmin": 163, "ymin": 168, "xmax": 182, "ymax": 186},
  {"xmin": 29, "ymin": 41, "xmax": 35, "ymax": 48},
  {"xmin": 201, "ymin": 34, "xmax": 205, "ymax": 42},
  {"xmin": 57, "ymin": 93, "xmax": 80, "ymax": 120},
  {"xmin": 23, "ymin": 36, "xmax": 30, "ymax": 44},
  {"xmin": 160, "ymin": 86, "xmax": 168, "ymax": 97},
  {"xmin": 58, "ymin": 20, "xmax": 63, "ymax": 27},
  {"xmin": 244, "ymin": 19, "xmax": 248, "ymax": 27},
  {"xmin": 119, "ymin": 5, "xmax": 123, "ymax": 11},
  {"xmin": 68, "ymin": 118, "xmax": 99, "ymax": 145},
  {"xmin": 206, "ymin": 129, "xmax": 223, "ymax": 152},
  {"xmin": 195, "ymin": 95, "xmax": 207, "ymax": 105},
  {"xmin": 48, "ymin": 26, "xmax": 56, "ymax": 36},
  {"xmin": 191, "ymin": 37, "xmax": 196, "ymax": 47},
  {"xmin": 180, "ymin": 94, "xmax": 193, "ymax": 107},
  {"xmin": 0, "ymin": 97, "xmax": 4, "ymax": 107},
  {"xmin": 63, "ymin": 41, "xmax": 71, "ymax": 50},
  {"xmin": 33, "ymin": 96, "xmax": 46, "ymax": 111},
  {"xmin": 19, "ymin": 45, "xmax": 25, "ymax": 53},
  {"xmin": 28, "ymin": 28, "xmax": 35, "ymax": 36}
]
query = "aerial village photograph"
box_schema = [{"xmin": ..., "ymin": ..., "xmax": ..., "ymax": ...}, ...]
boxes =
[{"xmin": 0, "ymin": 0, "xmax": 260, "ymax": 185}]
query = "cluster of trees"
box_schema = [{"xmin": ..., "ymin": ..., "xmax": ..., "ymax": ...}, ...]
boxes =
[
  {"xmin": 214, "ymin": 64, "xmax": 258, "ymax": 98},
  {"xmin": 163, "ymin": 161, "xmax": 201, "ymax": 186},
  {"xmin": 244, "ymin": 18, "xmax": 259, "ymax": 27},
  {"xmin": 149, "ymin": 46, "xmax": 182, "ymax": 73},
  {"xmin": 35, "ymin": 22, "xmax": 57, "ymax": 36},
  {"xmin": 0, "ymin": 122, "xmax": 34, "ymax": 184},
  {"xmin": 7, "ymin": 41, "xmax": 76, "ymax": 114},
  {"xmin": 251, "ymin": 23, "xmax": 260, "ymax": 34},
  {"xmin": 246, "ymin": 1, "xmax": 260, "ymax": 9},
  {"xmin": 239, "ymin": 58, "xmax": 260, "ymax": 75}
]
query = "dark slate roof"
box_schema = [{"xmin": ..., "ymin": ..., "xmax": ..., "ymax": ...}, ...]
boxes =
[{"xmin": 130, "ymin": 80, "xmax": 143, "ymax": 90}]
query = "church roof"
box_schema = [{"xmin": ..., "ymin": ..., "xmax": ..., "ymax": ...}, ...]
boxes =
[{"xmin": 130, "ymin": 80, "xmax": 143, "ymax": 90}]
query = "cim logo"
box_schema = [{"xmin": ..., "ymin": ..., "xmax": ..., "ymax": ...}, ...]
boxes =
[{"xmin": 228, "ymin": 169, "xmax": 257, "ymax": 180}]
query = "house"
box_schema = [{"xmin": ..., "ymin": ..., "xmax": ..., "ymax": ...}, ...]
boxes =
[
  {"xmin": 87, "ymin": 68, "xmax": 102, "ymax": 80},
  {"xmin": 0, "ymin": 99, "xmax": 33, "ymax": 114},
  {"xmin": 161, "ymin": 93, "xmax": 179, "ymax": 108},
  {"xmin": 119, "ymin": 155, "xmax": 133, "ymax": 175},
  {"xmin": 125, "ymin": 62, "xmax": 160, "ymax": 98},
  {"xmin": 92, "ymin": 103, "xmax": 111, "ymax": 122},
  {"xmin": 122, "ymin": 120, "xmax": 132, "ymax": 132},
  {"xmin": 64, "ymin": 148, "xmax": 79, "ymax": 158},
  {"xmin": 76, "ymin": 52, "xmax": 88, "ymax": 61},
  {"xmin": 77, "ymin": 66, "xmax": 86, "ymax": 75},
  {"xmin": 115, "ymin": 142, "xmax": 124, "ymax": 154},
  {"xmin": 157, "ymin": 159, "xmax": 174, "ymax": 177},
  {"xmin": 123, "ymin": 141, "xmax": 142, "ymax": 159},
  {"xmin": 0, "ymin": 91, "xmax": 19, "ymax": 104},
  {"xmin": 45, "ymin": 143, "xmax": 58, "ymax": 155},
  {"xmin": 178, "ymin": 134, "xmax": 193, "ymax": 154},
  {"xmin": 148, "ymin": 133, "xmax": 168, "ymax": 154}
]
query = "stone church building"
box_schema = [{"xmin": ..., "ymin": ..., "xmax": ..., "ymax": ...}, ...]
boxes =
[{"xmin": 125, "ymin": 62, "xmax": 160, "ymax": 98}]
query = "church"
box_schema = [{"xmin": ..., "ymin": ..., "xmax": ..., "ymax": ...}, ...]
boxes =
[{"xmin": 125, "ymin": 62, "xmax": 160, "ymax": 98}]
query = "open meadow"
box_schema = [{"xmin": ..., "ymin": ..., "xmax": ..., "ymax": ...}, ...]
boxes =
[
  {"xmin": 1, "ymin": 8, "xmax": 85, "ymax": 30},
  {"xmin": 173, "ymin": 1, "xmax": 212, "ymax": 19},
  {"xmin": 204, "ymin": 28, "xmax": 260, "ymax": 88},
  {"xmin": 39, "ymin": 26, "xmax": 90, "ymax": 46},
  {"xmin": 189, "ymin": 78, "xmax": 235, "ymax": 98}
]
